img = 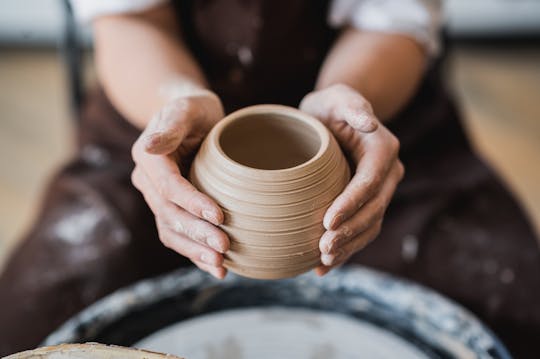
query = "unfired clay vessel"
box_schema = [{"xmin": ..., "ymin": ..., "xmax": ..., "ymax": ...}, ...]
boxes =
[{"xmin": 190, "ymin": 105, "xmax": 350, "ymax": 279}]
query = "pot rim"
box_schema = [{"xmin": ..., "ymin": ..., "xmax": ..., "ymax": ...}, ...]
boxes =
[{"xmin": 209, "ymin": 104, "xmax": 330, "ymax": 176}]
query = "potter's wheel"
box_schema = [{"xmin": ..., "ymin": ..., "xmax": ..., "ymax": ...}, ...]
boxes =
[
  {"xmin": 43, "ymin": 266, "xmax": 511, "ymax": 359},
  {"xmin": 136, "ymin": 308, "xmax": 429, "ymax": 359}
]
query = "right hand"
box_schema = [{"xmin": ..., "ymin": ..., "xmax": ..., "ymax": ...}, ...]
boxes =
[{"xmin": 131, "ymin": 91, "xmax": 229, "ymax": 279}]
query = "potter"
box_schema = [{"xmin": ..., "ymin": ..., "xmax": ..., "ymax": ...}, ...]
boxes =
[
  {"xmin": 190, "ymin": 105, "xmax": 351, "ymax": 279},
  {"xmin": 2, "ymin": 1, "xmax": 540, "ymax": 356}
]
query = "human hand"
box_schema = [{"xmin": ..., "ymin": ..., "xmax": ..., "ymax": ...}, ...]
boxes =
[
  {"xmin": 131, "ymin": 89, "xmax": 229, "ymax": 279},
  {"xmin": 300, "ymin": 84, "xmax": 404, "ymax": 276}
]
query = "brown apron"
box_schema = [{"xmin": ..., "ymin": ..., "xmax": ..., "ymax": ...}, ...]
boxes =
[{"xmin": 1, "ymin": 1, "xmax": 539, "ymax": 357}]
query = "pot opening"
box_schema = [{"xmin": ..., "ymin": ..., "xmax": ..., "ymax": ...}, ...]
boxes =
[{"xmin": 219, "ymin": 113, "xmax": 321, "ymax": 170}]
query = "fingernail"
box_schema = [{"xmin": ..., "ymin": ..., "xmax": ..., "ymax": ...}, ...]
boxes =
[
  {"xmin": 144, "ymin": 132, "xmax": 175, "ymax": 154},
  {"xmin": 144, "ymin": 132, "xmax": 162, "ymax": 149},
  {"xmin": 323, "ymin": 215, "xmax": 332, "ymax": 230},
  {"xmin": 320, "ymin": 232, "xmax": 331, "ymax": 254},
  {"xmin": 329, "ymin": 214, "xmax": 343, "ymax": 230},
  {"xmin": 216, "ymin": 268, "xmax": 227, "ymax": 280},
  {"xmin": 208, "ymin": 237, "xmax": 224, "ymax": 253},
  {"xmin": 317, "ymin": 267, "xmax": 330, "ymax": 277},
  {"xmin": 321, "ymin": 253, "xmax": 335, "ymax": 266},
  {"xmin": 360, "ymin": 119, "xmax": 378, "ymax": 133},
  {"xmin": 202, "ymin": 209, "xmax": 219, "ymax": 224},
  {"xmin": 324, "ymin": 213, "xmax": 342, "ymax": 230}
]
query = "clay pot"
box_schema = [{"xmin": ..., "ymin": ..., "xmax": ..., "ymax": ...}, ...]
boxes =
[{"xmin": 190, "ymin": 105, "xmax": 350, "ymax": 279}]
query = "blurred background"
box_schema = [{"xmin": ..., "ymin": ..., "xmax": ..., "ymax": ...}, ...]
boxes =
[{"xmin": 0, "ymin": 0, "xmax": 539, "ymax": 269}]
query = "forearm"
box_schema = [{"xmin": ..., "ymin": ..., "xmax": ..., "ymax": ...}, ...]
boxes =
[
  {"xmin": 316, "ymin": 28, "xmax": 427, "ymax": 121},
  {"xmin": 93, "ymin": 4, "xmax": 208, "ymax": 129}
]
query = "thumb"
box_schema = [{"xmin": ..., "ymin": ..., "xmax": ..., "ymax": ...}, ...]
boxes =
[
  {"xmin": 300, "ymin": 84, "xmax": 378, "ymax": 133},
  {"xmin": 333, "ymin": 98, "xmax": 379, "ymax": 133},
  {"xmin": 143, "ymin": 99, "xmax": 196, "ymax": 155}
]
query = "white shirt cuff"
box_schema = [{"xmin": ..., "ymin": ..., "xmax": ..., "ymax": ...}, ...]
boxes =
[
  {"xmin": 329, "ymin": 0, "xmax": 443, "ymax": 57},
  {"xmin": 69, "ymin": 0, "xmax": 168, "ymax": 23}
]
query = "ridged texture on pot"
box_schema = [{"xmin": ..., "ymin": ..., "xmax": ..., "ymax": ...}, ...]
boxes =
[{"xmin": 190, "ymin": 105, "xmax": 350, "ymax": 279}]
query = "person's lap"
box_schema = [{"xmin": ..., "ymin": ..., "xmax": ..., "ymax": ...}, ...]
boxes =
[
  {"xmin": 351, "ymin": 160, "xmax": 540, "ymax": 358},
  {"xmin": 1, "ymin": 88, "xmax": 539, "ymax": 358},
  {"xmin": 0, "ymin": 90, "xmax": 187, "ymax": 355},
  {"xmin": 354, "ymin": 81, "xmax": 540, "ymax": 357}
]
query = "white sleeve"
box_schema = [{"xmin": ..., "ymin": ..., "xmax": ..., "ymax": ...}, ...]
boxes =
[
  {"xmin": 69, "ymin": 0, "xmax": 169, "ymax": 23},
  {"xmin": 328, "ymin": 0, "xmax": 443, "ymax": 57}
]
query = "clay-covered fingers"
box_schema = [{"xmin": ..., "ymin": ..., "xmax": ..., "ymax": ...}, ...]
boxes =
[
  {"xmin": 319, "ymin": 160, "xmax": 404, "ymax": 255},
  {"xmin": 300, "ymin": 84, "xmax": 404, "ymax": 277},
  {"xmin": 193, "ymin": 261, "xmax": 227, "ymax": 280},
  {"xmin": 316, "ymin": 219, "xmax": 383, "ymax": 277},
  {"xmin": 168, "ymin": 210, "xmax": 229, "ymax": 253},
  {"xmin": 139, "ymin": 99, "xmax": 193, "ymax": 155},
  {"xmin": 300, "ymin": 83, "xmax": 400, "ymax": 232},
  {"xmin": 131, "ymin": 98, "xmax": 223, "ymax": 225},
  {"xmin": 157, "ymin": 224, "xmax": 225, "ymax": 279},
  {"xmin": 129, "ymin": 92, "xmax": 228, "ymax": 279},
  {"xmin": 323, "ymin": 127, "xmax": 401, "ymax": 231},
  {"xmin": 135, "ymin": 151, "xmax": 223, "ymax": 225},
  {"xmin": 132, "ymin": 168, "xmax": 228, "ymax": 279},
  {"xmin": 140, "ymin": 94, "xmax": 223, "ymax": 155},
  {"xmin": 300, "ymin": 84, "xmax": 379, "ymax": 133},
  {"xmin": 131, "ymin": 167, "xmax": 229, "ymax": 253}
]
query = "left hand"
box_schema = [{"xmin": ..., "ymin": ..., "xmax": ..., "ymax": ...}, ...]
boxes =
[{"xmin": 300, "ymin": 84, "xmax": 404, "ymax": 276}]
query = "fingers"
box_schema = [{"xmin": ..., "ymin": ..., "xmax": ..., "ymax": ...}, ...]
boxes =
[
  {"xmin": 316, "ymin": 159, "xmax": 403, "ymax": 277},
  {"xmin": 131, "ymin": 99, "xmax": 224, "ymax": 225},
  {"xmin": 132, "ymin": 167, "xmax": 228, "ymax": 252},
  {"xmin": 315, "ymin": 265, "xmax": 332, "ymax": 277},
  {"xmin": 141, "ymin": 98, "xmax": 201, "ymax": 155},
  {"xmin": 158, "ymin": 225, "xmax": 224, "ymax": 267},
  {"xmin": 132, "ymin": 168, "xmax": 229, "ymax": 252},
  {"xmin": 130, "ymin": 94, "xmax": 227, "ymax": 279},
  {"xmin": 323, "ymin": 127, "xmax": 400, "ymax": 230},
  {"xmin": 301, "ymin": 84, "xmax": 400, "ymax": 231},
  {"xmin": 301, "ymin": 84, "xmax": 404, "ymax": 278},
  {"xmin": 323, "ymin": 220, "xmax": 382, "ymax": 266},
  {"xmin": 170, "ymin": 210, "xmax": 229, "ymax": 253},
  {"xmin": 317, "ymin": 219, "xmax": 383, "ymax": 276},
  {"xmin": 133, "ymin": 147, "xmax": 223, "ymax": 225},
  {"xmin": 320, "ymin": 160, "xmax": 404, "ymax": 255},
  {"xmin": 141, "ymin": 95, "xmax": 224, "ymax": 155},
  {"xmin": 133, "ymin": 168, "xmax": 228, "ymax": 279},
  {"xmin": 194, "ymin": 261, "xmax": 228, "ymax": 279},
  {"xmin": 300, "ymin": 84, "xmax": 379, "ymax": 133}
]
